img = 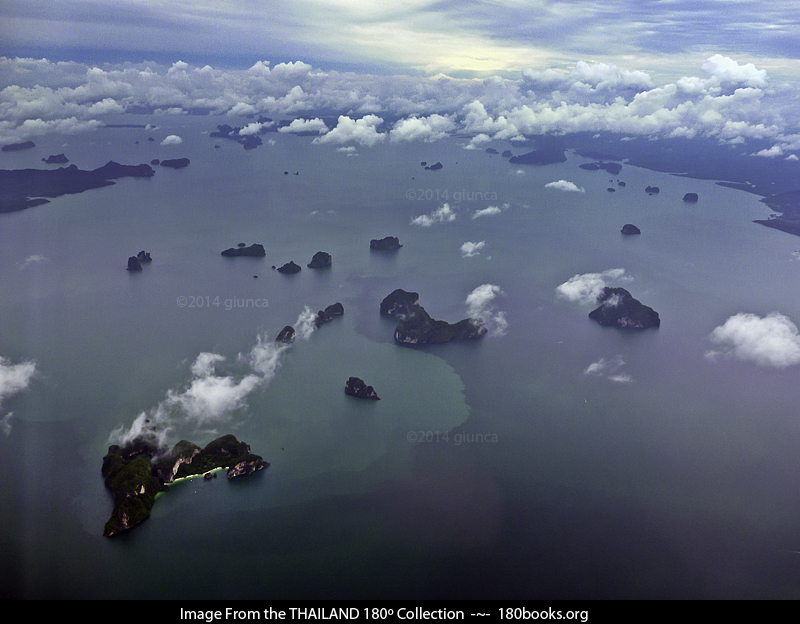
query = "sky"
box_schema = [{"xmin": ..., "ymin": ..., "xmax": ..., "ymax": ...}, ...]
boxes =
[{"xmin": 1, "ymin": 1, "xmax": 800, "ymax": 153}]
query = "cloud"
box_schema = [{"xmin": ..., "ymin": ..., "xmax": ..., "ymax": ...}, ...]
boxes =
[
  {"xmin": 18, "ymin": 254, "xmax": 49, "ymax": 269},
  {"xmin": 0, "ymin": 55, "xmax": 795, "ymax": 150},
  {"xmin": 238, "ymin": 121, "xmax": 273, "ymax": 136},
  {"xmin": 556, "ymin": 269, "xmax": 628, "ymax": 305},
  {"xmin": 463, "ymin": 133, "xmax": 492, "ymax": 150},
  {"xmin": 702, "ymin": 55, "xmax": 768, "ymax": 89},
  {"xmin": 411, "ymin": 203, "xmax": 456, "ymax": 227},
  {"xmin": 160, "ymin": 134, "xmax": 183, "ymax": 145},
  {"xmin": 390, "ymin": 114, "xmax": 456, "ymax": 142},
  {"xmin": 0, "ymin": 356, "xmax": 37, "ymax": 436},
  {"xmin": 465, "ymin": 284, "xmax": 508, "ymax": 337},
  {"xmin": 584, "ymin": 355, "xmax": 632, "ymax": 383},
  {"xmin": 461, "ymin": 241, "xmax": 486, "ymax": 257},
  {"xmin": 545, "ymin": 180, "xmax": 585, "ymax": 193},
  {"xmin": 312, "ymin": 115, "xmax": 385, "ymax": 147},
  {"xmin": 109, "ymin": 330, "xmax": 292, "ymax": 447},
  {"xmin": 278, "ymin": 118, "xmax": 329, "ymax": 135},
  {"xmin": 708, "ymin": 312, "xmax": 800, "ymax": 367},
  {"xmin": 472, "ymin": 204, "xmax": 507, "ymax": 219},
  {"xmin": 294, "ymin": 306, "xmax": 318, "ymax": 341}
]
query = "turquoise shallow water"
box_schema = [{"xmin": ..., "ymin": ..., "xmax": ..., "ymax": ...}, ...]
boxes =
[{"xmin": 2, "ymin": 118, "xmax": 800, "ymax": 598}]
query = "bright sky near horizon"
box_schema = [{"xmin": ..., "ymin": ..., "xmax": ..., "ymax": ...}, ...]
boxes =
[{"xmin": 2, "ymin": 0, "xmax": 800, "ymax": 158}]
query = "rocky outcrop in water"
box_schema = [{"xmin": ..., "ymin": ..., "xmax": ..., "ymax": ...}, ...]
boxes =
[
  {"xmin": 221, "ymin": 244, "xmax": 266, "ymax": 257},
  {"xmin": 276, "ymin": 326, "xmax": 295, "ymax": 342},
  {"xmin": 210, "ymin": 124, "xmax": 264, "ymax": 150},
  {"xmin": 424, "ymin": 162, "xmax": 443, "ymax": 170},
  {"xmin": 645, "ymin": 186, "xmax": 660, "ymax": 194},
  {"xmin": 588, "ymin": 287, "xmax": 660, "ymax": 330},
  {"xmin": 314, "ymin": 302, "xmax": 344, "ymax": 328},
  {"xmin": 277, "ymin": 261, "xmax": 301, "ymax": 274},
  {"xmin": 621, "ymin": 224, "xmax": 641, "ymax": 235},
  {"xmin": 102, "ymin": 433, "xmax": 268, "ymax": 536},
  {"xmin": 127, "ymin": 256, "xmax": 143, "ymax": 271},
  {"xmin": 160, "ymin": 158, "xmax": 190, "ymax": 169},
  {"xmin": 370, "ymin": 236, "xmax": 402, "ymax": 251},
  {"xmin": 393, "ymin": 304, "xmax": 487, "ymax": 344},
  {"xmin": 345, "ymin": 377, "xmax": 380, "ymax": 400},
  {"xmin": 380, "ymin": 289, "xmax": 419, "ymax": 316},
  {"xmin": 42, "ymin": 154, "xmax": 68, "ymax": 164},
  {"xmin": 380, "ymin": 289, "xmax": 485, "ymax": 343},
  {"xmin": 683, "ymin": 192, "xmax": 699, "ymax": 203},
  {"xmin": 307, "ymin": 251, "xmax": 332, "ymax": 268}
]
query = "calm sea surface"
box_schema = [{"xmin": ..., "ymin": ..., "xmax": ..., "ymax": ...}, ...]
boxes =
[{"xmin": 1, "ymin": 117, "xmax": 800, "ymax": 598}]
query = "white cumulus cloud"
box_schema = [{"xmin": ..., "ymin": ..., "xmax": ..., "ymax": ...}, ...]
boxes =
[
  {"xmin": 461, "ymin": 241, "xmax": 486, "ymax": 257},
  {"xmin": 708, "ymin": 312, "xmax": 800, "ymax": 367},
  {"xmin": 312, "ymin": 115, "xmax": 384, "ymax": 147},
  {"xmin": 278, "ymin": 118, "xmax": 329, "ymax": 135},
  {"xmin": 472, "ymin": 204, "xmax": 508, "ymax": 219},
  {"xmin": 556, "ymin": 269, "xmax": 629, "ymax": 305},
  {"xmin": 390, "ymin": 114, "xmax": 455, "ymax": 142},
  {"xmin": 545, "ymin": 180, "xmax": 585, "ymax": 193},
  {"xmin": 465, "ymin": 284, "xmax": 508, "ymax": 337},
  {"xmin": 411, "ymin": 203, "xmax": 456, "ymax": 227},
  {"xmin": 109, "ymin": 329, "xmax": 295, "ymax": 447}
]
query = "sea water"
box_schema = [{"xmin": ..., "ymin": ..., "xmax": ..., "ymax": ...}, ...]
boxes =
[{"xmin": 1, "ymin": 117, "xmax": 800, "ymax": 598}]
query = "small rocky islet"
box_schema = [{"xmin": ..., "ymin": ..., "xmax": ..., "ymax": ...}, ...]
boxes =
[
  {"xmin": 370, "ymin": 236, "xmax": 402, "ymax": 251},
  {"xmin": 588, "ymin": 287, "xmax": 660, "ymax": 330},
  {"xmin": 221, "ymin": 243, "xmax": 266, "ymax": 257},
  {"xmin": 126, "ymin": 250, "xmax": 153, "ymax": 271},
  {"xmin": 345, "ymin": 377, "xmax": 380, "ymax": 400},
  {"xmin": 42, "ymin": 153, "xmax": 69, "ymax": 164},
  {"xmin": 277, "ymin": 261, "xmax": 301, "ymax": 274},
  {"xmin": 307, "ymin": 251, "xmax": 332, "ymax": 268}
]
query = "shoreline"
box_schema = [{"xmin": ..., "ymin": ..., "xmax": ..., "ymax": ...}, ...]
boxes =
[{"xmin": 154, "ymin": 467, "xmax": 228, "ymax": 499}]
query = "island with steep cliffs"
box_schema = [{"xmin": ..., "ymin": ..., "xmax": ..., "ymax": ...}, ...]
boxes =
[
  {"xmin": 588, "ymin": 287, "xmax": 660, "ymax": 330},
  {"xmin": 314, "ymin": 302, "xmax": 344, "ymax": 327},
  {"xmin": 345, "ymin": 377, "xmax": 380, "ymax": 400},
  {"xmin": 307, "ymin": 251, "xmax": 332, "ymax": 268},
  {"xmin": 380, "ymin": 289, "xmax": 487, "ymax": 344},
  {"xmin": 370, "ymin": 236, "xmax": 402, "ymax": 251},
  {"xmin": 102, "ymin": 433, "xmax": 268, "ymax": 536}
]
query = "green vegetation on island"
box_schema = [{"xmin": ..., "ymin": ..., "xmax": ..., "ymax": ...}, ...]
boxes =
[{"xmin": 102, "ymin": 433, "xmax": 268, "ymax": 537}]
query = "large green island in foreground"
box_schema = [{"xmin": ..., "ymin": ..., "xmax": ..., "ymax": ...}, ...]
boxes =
[{"xmin": 101, "ymin": 433, "xmax": 268, "ymax": 537}]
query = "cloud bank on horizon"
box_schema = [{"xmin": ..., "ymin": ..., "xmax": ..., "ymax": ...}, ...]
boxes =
[{"xmin": 1, "ymin": 52, "xmax": 799, "ymax": 159}]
